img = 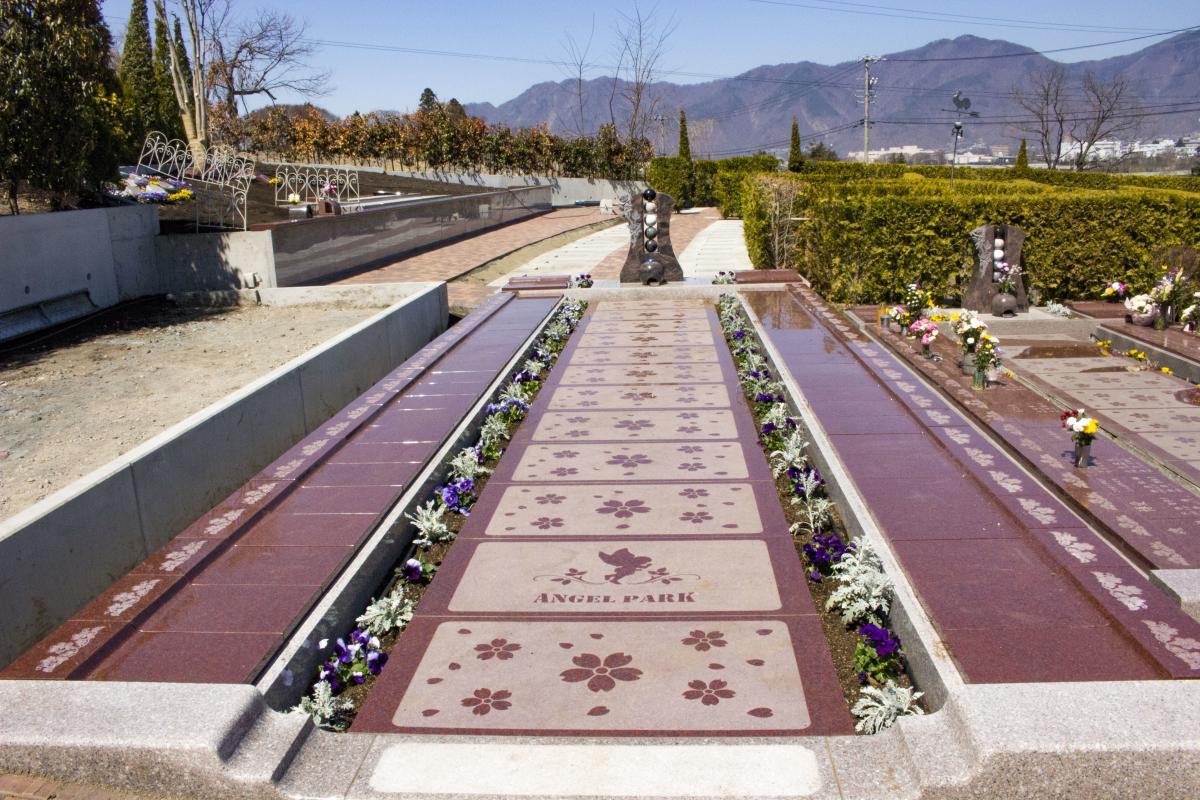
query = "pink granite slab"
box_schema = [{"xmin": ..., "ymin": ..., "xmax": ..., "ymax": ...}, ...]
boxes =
[
  {"xmin": 559, "ymin": 345, "xmax": 720, "ymax": 366},
  {"xmin": 482, "ymin": 483, "xmax": 765, "ymax": 537},
  {"xmin": 559, "ymin": 363, "xmax": 725, "ymax": 385},
  {"xmin": 586, "ymin": 319, "xmax": 713, "ymax": 334},
  {"xmin": 353, "ymin": 618, "xmax": 848, "ymax": 735},
  {"xmin": 548, "ymin": 383, "xmax": 731, "ymax": 411},
  {"xmin": 577, "ymin": 332, "xmax": 706, "ymax": 349},
  {"xmin": 530, "ymin": 410, "xmax": 737, "ymax": 442},
  {"xmin": 424, "ymin": 538, "xmax": 799, "ymax": 615},
  {"xmin": 503, "ymin": 443, "xmax": 752, "ymax": 482}
]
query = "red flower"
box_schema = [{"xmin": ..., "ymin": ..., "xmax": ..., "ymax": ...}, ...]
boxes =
[{"xmin": 560, "ymin": 652, "xmax": 642, "ymax": 692}]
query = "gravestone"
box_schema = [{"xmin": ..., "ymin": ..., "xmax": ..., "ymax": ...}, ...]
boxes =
[
  {"xmin": 619, "ymin": 188, "xmax": 684, "ymax": 284},
  {"xmin": 964, "ymin": 223, "xmax": 1028, "ymax": 313}
]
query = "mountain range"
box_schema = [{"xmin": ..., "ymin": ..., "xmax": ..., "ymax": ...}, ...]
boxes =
[{"xmin": 464, "ymin": 31, "xmax": 1200, "ymax": 157}]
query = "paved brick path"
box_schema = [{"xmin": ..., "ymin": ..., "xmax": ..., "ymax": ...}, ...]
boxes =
[
  {"xmin": 333, "ymin": 209, "xmax": 611, "ymax": 288},
  {"xmin": 757, "ymin": 286, "xmax": 1200, "ymax": 681},
  {"xmin": 354, "ymin": 298, "xmax": 852, "ymax": 735},
  {"xmin": 590, "ymin": 208, "xmax": 723, "ymax": 281}
]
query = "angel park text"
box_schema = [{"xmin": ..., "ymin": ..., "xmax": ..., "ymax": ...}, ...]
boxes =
[{"xmin": 533, "ymin": 592, "xmax": 698, "ymax": 604}]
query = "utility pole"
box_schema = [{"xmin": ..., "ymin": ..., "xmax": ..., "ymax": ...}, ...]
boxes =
[{"xmin": 858, "ymin": 56, "xmax": 881, "ymax": 163}]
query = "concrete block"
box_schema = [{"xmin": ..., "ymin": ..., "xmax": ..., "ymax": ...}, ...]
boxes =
[
  {"xmin": 1150, "ymin": 569, "xmax": 1200, "ymax": 622},
  {"xmin": 0, "ymin": 681, "xmax": 274, "ymax": 800},
  {"xmin": 0, "ymin": 207, "xmax": 120, "ymax": 314},
  {"xmin": 111, "ymin": 234, "xmax": 162, "ymax": 300},
  {"xmin": 276, "ymin": 729, "xmax": 375, "ymax": 800},
  {"xmin": 129, "ymin": 369, "xmax": 307, "ymax": 552},
  {"xmin": 155, "ymin": 230, "xmax": 277, "ymax": 293},
  {"xmin": 0, "ymin": 465, "xmax": 147, "ymax": 668}
]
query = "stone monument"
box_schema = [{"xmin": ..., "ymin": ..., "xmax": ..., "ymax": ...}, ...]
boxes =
[
  {"xmin": 964, "ymin": 223, "xmax": 1028, "ymax": 314},
  {"xmin": 619, "ymin": 188, "xmax": 684, "ymax": 285}
]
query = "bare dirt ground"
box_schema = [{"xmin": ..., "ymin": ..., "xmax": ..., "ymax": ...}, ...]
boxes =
[{"xmin": 0, "ymin": 299, "xmax": 388, "ymax": 522}]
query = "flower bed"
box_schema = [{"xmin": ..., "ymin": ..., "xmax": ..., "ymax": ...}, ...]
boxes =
[
  {"xmin": 717, "ymin": 294, "xmax": 923, "ymax": 734},
  {"xmin": 108, "ymin": 172, "xmax": 193, "ymax": 204},
  {"xmin": 296, "ymin": 299, "xmax": 587, "ymax": 728}
]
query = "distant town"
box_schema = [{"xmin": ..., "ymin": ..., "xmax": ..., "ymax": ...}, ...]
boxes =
[{"xmin": 846, "ymin": 132, "xmax": 1200, "ymax": 170}]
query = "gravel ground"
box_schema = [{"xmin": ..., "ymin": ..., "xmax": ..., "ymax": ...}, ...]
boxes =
[{"xmin": 0, "ymin": 299, "xmax": 387, "ymax": 522}]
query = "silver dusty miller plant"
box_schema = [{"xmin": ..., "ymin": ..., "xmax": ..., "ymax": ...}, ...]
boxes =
[
  {"xmin": 768, "ymin": 431, "xmax": 809, "ymax": 479},
  {"xmin": 448, "ymin": 447, "xmax": 490, "ymax": 482},
  {"xmin": 827, "ymin": 541, "xmax": 893, "ymax": 626},
  {"xmin": 405, "ymin": 499, "xmax": 452, "ymax": 549},
  {"xmin": 356, "ymin": 588, "xmax": 416, "ymax": 637},
  {"xmin": 296, "ymin": 679, "xmax": 352, "ymax": 727},
  {"xmin": 851, "ymin": 681, "xmax": 924, "ymax": 734}
]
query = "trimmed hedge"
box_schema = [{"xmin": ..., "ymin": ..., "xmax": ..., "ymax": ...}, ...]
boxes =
[
  {"xmin": 646, "ymin": 153, "xmax": 779, "ymax": 214},
  {"xmin": 743, "ymin": 173, "xmax": 1200, "ymax": 304}
]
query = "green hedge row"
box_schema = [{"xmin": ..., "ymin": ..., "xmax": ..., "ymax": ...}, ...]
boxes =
[
  {"xmin": 646, "ymin": 153, "xmax": 778, "ymax": 214},
  {"xmin": 792, "ymin": 160, "xmax": 1200, "ymax": 193},
  {"xmin": 742, "ymin": 173, "xmax": 1200, "ymax": 304}
]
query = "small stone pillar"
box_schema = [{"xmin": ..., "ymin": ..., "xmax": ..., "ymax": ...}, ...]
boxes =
[
  {"xmin": 964, "ymin": 223, "xmax": 1028, "ymax": 313},
  {"xmin": 619, "ymin": 188, "xmax": 683, "ymax": 284}
]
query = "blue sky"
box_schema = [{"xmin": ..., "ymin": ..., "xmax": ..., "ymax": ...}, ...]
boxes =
[{"xmin": 101, "ymin": 0, "xmax": 1198, "ymax": 116}]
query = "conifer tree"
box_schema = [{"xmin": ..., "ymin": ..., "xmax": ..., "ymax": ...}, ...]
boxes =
[
  {"xmin": 172, "ymin": 16, "xmax": 192, "ymax": 98},
  {"xmin": 787, "ymin": 117, "xmax": 803, "ymax": 172},
  {"xmin": 677, "ymin": 108, "xmax": 691, "ymax": 161},
  {"xmin": 118, "ymin": 0, "xmax": 156, "ymax": 144},
  {"xmin": 152, "ymin": 6, "xmax": 181, "ymax": 139},
  {"xmin": 1015, "ymin": 138, "xmax": 1029, "ymax": 170}
]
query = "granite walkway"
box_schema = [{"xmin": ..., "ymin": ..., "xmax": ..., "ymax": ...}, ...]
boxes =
[
  {"xmin": 353, "ymin": 299, "xmax": 853, "ymax": 735},
  {"xmin": 750, "ymin": 287, "xmax": 1200, "ymax": 682}
]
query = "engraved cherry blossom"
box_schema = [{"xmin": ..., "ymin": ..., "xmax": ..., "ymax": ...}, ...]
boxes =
[
  {"xmin": 615, "ymin": 418, "xmax": 655, "ymax": 431},
  {"xmin": 683, "ymin": 679, "xmax": 736, "ymax": 706},
  {"xmin": 680, "ymin": 511, "xmax": 713, "ymax": 524},
  {"xmin": 553, "ymin": 450, "xmax": 579, "ymax": 459},
  {"xmin": 679, "ymin": 412, "xmax": 700, "ymax": 419},
  {"xmin": 564, "ymin": 429, "xmax": 590, "ymax": 438},
  {"xmin": 607, "ymin": 453, "xmax": 652, "ymax": 469},
  {"xmin": 460, "ymin": 688, "xmax": 513, "ymax": 715},
  {"xmin": 677, "ymin": 396, "xmax": 698, "ymax": 404},
  {"xmin": 560, "ymin": 652, "xmax": 642, "ymax": 692},
  {"xmin": 677, "ymin": 445, "xmax": 703, "ymax": 454},
  {"xmin": 632, "ymin": 335, "xmax": 655, "ymax": 343},
  {"xmin": 551, "ymin": 467, "xmax": 579, "ymax": 477},
  {"xmin": 677, "ymin": 462, "xmax": 706, "ymax": 472},
  {"xmin": 677, "ymin": 425, "xmax": 701, "ymax": 434},
  {"xmin": 536, "ymin": 493, "xmax": 566, "ymax": 505},
  {"xmin": 579, "ymin": 401, "xmax": 598, "ymax": 407},
  {"xmin": 567, "ymin": 416, "xmax": 591, "ymax": 423},
  {"xmin": 682, "ymin": 630, "xmax": 727, "ymax": 652},
  {"xmin": 632, "ymin": 351, "xmax": 654, "ymax": 359},
  {"xmin": 626, "ymin": 369, "xmax": 655, "ymax": 378},
  {"xmin": 596, "ymin": 499, "xmax": 651, "ymax": 518},
  {"xmin": 533, "ymin": 517, "xmax": 565, "ymax": 530},
  {"xmin": 679, "ymin": 488, "xmax": 710, "ymax": 499},
  {"xmin": 475, "ymin": 639, "xmax": 522, "ymax": 661},
  {"xmin": 621, "ymin": 391, "xmax": 655, "ymax": 401}
]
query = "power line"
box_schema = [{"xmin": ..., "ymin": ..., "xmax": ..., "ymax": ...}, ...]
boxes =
[{"xmin": 745, "ymin": 0, "xmax": 1174, "ymax": 35}]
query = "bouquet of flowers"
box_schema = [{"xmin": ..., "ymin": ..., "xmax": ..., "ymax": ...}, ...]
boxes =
[
  {"xmin": 888, "ymin": 305, "xmax": 912, "ymax": 328},
  {"xmin": 994, "ymin": 261, "xmax": 1022, "ymax": 294},
  {"xmin": 903, "ymin": 283, "xmax": 932, "ymax": 317},
  {"xmin": 113, "ymin": 173, "xmax": 192, "ymax": 204},
  {"xmin": 973, "ymin": 332, "xmax": 1002, "ymax": 371},
  {"xmin": 1182, "ymin": 293, "xmax": 1199, "ymax": 333},
  {"xmin": 1101, "ymin": 281, "xmax": 1128, "ymax": 302},
  {"xmin": 1124, "ymin": 293, "xmax": 1158, "ymax": 316},
  {"xmin": 1061, "ymin": 408, "xmax": 1099, "ymax": 446},
  {"xmin": 909, "ymin": 318, "xmax": 939, "ymax": 346},
  {"xmin": 951, "ymin": 310, "xmax": 988, "ymax": 353}
]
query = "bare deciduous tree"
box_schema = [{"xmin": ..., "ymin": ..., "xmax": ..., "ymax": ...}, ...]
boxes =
[
  {"xmin": 559, "ymin": 16, "xmax": 596, "ymax": 138},
  {"xmin": 765, "ymin": 178, "xmax": 802, "ymax": 269},
  {"xmin": 1012, "ymin": 64, "xmax": 1069, "ymax": 170},
  {"xmin": 1013, "ymin": 65, "xmax": 1142, "ymax": 170},
  {"xmin": 154, "ymin": 0, "xmax": 211, "ymax": 163},
  {"xmin": 209, "ymin": 7, "xmax": 331, "ymax": 116},
  {"xmin": 609, "ymin": 3, "xmax": 676, "ymax": 146}
]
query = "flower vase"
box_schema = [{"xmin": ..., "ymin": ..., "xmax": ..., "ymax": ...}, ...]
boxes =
[
  {"xmin": 1073, "ymin": 442, "xmax": 1091, "ymax": 468},
  {"xmin": 922, "ymin": 344, "xmax": 933, "ymax": 359},
  {"xmin": 972, "ymin": 366, "xmax": 986, "ymax": 390},
  {"xmin": 960, "ymin": 352, "xmax": 977, "ymax": 376},
  {"xmin": 1131, "ymin": 311, "xmax": 1158, "ymax": 327},
  {"xmin": 900, "ymin": 324, "xmax": 910, "ymax": 337},
  {"xmin": 991, "ymin": 292, "xmax": 1018, "ymax": 317}
]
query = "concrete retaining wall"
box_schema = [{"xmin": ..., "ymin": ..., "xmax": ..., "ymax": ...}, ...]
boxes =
[
  {"xmin": 155, "ymin": 230, "xmax": 278, "ymax": 293},
  {"xmin": 0, "ymin": 283, "xmax": 448, "ymax": 669},
  {"xmin": 268, "ymin": 185, "xmax": 552, "ymax": 285}
]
